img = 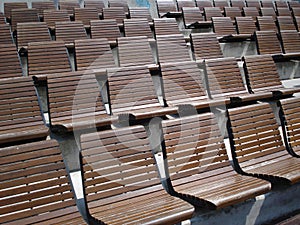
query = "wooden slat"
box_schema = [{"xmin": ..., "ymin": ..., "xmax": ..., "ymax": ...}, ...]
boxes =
[
  {"xmin": 90, "ymin": 19, "xmax": 121, "ymax": 42},
  {"xmin": 43, "ymin": 10, "xmax": 70, "ymax": 29},
  {"xmin": 55, "ymin": 21, "xmax": 88, "ymax": 44},
  {"xmin": 0, "ymin": 43, "xmax": 23, "ymax": 78},
  {"xmin": 11, "ymin": 8, "xmax": 39, "ymax": 31},
  {"xmin": 124, "ymin": 18, "xmax": 153, "ymax": 38},
  {"xmin": 74, "ymin": 7, "xmax": 99, "ymax": 27}
]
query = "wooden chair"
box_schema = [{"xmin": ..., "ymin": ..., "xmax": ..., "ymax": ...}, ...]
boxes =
[
  {"xmin": 212, "ymin": 16, "xmax": 237, "ymax": 37},
  {"xmin": 11, "ymin": 8, "xmax": 39, "ymax": 31},
  {"xmin": 16, "ymin": 22, "xmax": 51, "ymax": 51},
  {"xmin": 4, "ymin": 2, "xmax": 28, "ymax": 20},
  {"xmin": 230, "ymin": 0, "xmax": 245, "ymax": 10},
  {"xmin": 275, "ymin": 1, "xmax": 289, "ymax": 9},
  {"xmin": 279, "ymin": 97, "xmax": 300, "ymax": 157},
  {"xmin": 260, "ymin": 7, "xmax": 277, "ymax": 19},
  {"xmin": 123, "ymin": 18, "xmax": 153, "ymax": 39},
  {"xmin": 0, "ymin": 77, "xmax": 49, "ymax": 145},
  {"xmin": 292, "ymin": 7, "xmax": 300, "ymax": 17},
  {"xmin": 103, "ymin": 7, "xmax": 126, "ymax": 27},
  {"xmin": 59, "ymin": 0, "xmax": 80, "ymax": 17},
  {"xmin": 254, "ymin": 30, "xmax": 282, "ymax": 55},
  {"xmin": 34, "ymin": 70, "xmax": 116, "ymax": 133},
  {"xmin": 156, "ymin": 34, "xmax": 191, "ymax": 63},
  {"xmin": 279, "ymin": 30, "xmax": 300, "ymax": 55},
  {"xmin": 289, "ymin": 1, "xmax": 300, "ymax": 10},
  {"xmin": 74, "ymin": 7, "xmax": 99, "ymax": 28},
  {"xmin": 204, "ymin": 7, "xmax": 223, "ymax": 20},
  {"xmin": 182, "ymin": 7, "xmax": 209, "ymax": 28},
  {"xmin": 90, "ymin": 19, "xmax": 121, "ymax": 46},
  {"xmin": 257, "ymin": 16, "xmax": 277, "ymax": 31},
  {"xmin": 242, "ymin": 6, "xmax": 260, "ymax": 20},
  {"xmin": 84, "ymin": 0, "xmax": 105, "ymax": 15},
  {"xmin": 0, "ymin": 43, "xmax": 23, "ymax": 78},
  {"xmin": 153, "ymin": 18, "xmax": 181, "ymax": 36},
  {"xmin": 235, "ymin": 16, "xmax": 256, "ymax": 35},
  {"xmin": 177, "ymin": 0, "xmax": 196, "ymax": 10},
  {"xmin": 117, "ymin": 36, "xmax": 156, "ymax": 67},
  {"xmin": 74, "ymin": 38, "xmax": 116, "ymax": 71},
  {"xmin": 129, "ymin": 7, "xmax": 153, "ymax": 23},
  {"xmin": 109, "ymin": 0, "xmax": 129, "ymax": 14},
  {"xmin": 31, "ymin": 1, "xmax": 56, "ymax": 18},
  {"xmin": 0, "ymin": 24, "xmax": 13, "ymax": 45},
  {"xmin": 161, "ymin": 113, "xmax": 271, "ymax": 208},
  {"xmin": 160, "ymin": 61, "xmax": 227, "ymax": 108},
  {"xmin": 195, "ymin": 0, "xmax": 213, "ymax": 13},
  {"xmin": 191, "ymin": 32, "xmax": 223, "ymax": 61},
  {"xmin": 260, "ymin": 0, "xmax": 274, "ymax": 8},
  {"xmin": 246, "ymin": 0, "xmax": 261, "ymax": 9},
  {"xmin": 156, "ymin": 0, "xmax": 181, "ymax": 17},
  {"xmin": 43, "ymin": 9, "xmax": 70, "ymax": 30},
  {"xmin": 277, "ymin": 16, "xmax": 297, "ymax": 31},
  {"xmin": 0, "ymin": 139, "xmax": 87, "ymax": 224},
  {"xmin": 0, "ymin": 12, "xmax": 6, "ymax": 24},
  {"xmin": 214, "ymin": 0, "xmax": 229, "ymax": 10},
  {"xmin": 55, "ymin": 21, "xmax": 88, "ymax": 47},
  {"xmin": 224, "ymin": 6, "xmax": 242, "ymax": 21},
  {"xmin": 107, "ymin": 65, "xmax": 178, "ymax": 120},
  {"xmin": 227, "ymin": 102, "xmax": 300, "ymax": 185},
  {"xmin": 242, "ymin": 54, "xmax": 300, "ymax": 96},
  {"xmin": 27, "ymin": 41, "xmax": 71, "ymax": 76},
  {"xmin": 205, "ymin": 57, "xmax": 273, "ymax": 103},
  {"xmin": 277, "ymin": 7, "xmax": 292, "ymax": 16},
  {"xmin": 295, "ymin": 16, "xmax": 300, "ymax": 31},
  {"xmin": 80, "ymin": 126, "xmax": 194, "ymax": 224}
]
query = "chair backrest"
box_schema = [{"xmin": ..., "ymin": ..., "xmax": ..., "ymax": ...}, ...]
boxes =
[
  {"xmin": 243, "ymin": 6, "xmax": 260, "ymax": 19},
  {"xmin": 242, "ymin": 54, "xmax": 284, "ymax": 92},
  {"xmin": 28, "ymin": 41, "xmax": 71, "ymax": 76},
  {"xmin": 32, "ymin": 1, "xmax": 56, "ymax": 17},
  {"xmin": 0, "ymin": 43, "xmax": 23, "ymax": 78},
  {"xmin": 275, "ymin": 0, "xmax": 288, "ymax": 9},
  {"xmin": 191, "ymin": 32, "xmax": 223, "ymax": 60},
  {"xmin": 156, "ymin": 0, "xmax": 178, "ymax": 17},
  {"xmin": 277, "ymin": 7, "xmax": 292, "ymax": 16},
  {"xmin": 107, "ymin": 65, "xmax": 161, "ymax": 114},
  {"xmin": 177, "ymin": 0, "xmax": 196, "ymax": 10},
  {"xmin": 295, "ymin": 16, "xmax": 300, "ymax": 31},
  {"xmin": 277, "ymin": 16, "xmax": 297, "ymax": 31},
  {"xmin": 103, "ymin": 7, "xmax": 126, "ymax": 25},
  {"xmin": 212, "ymin": 16, "xmax": 237, "ymax": 36},
  {"xmin": 160, "ymin": 61, "xmax": 208, "ymax": 106},
  {"xmin": 224, "ymin": 6, "xmax": 242, "ymax": 20},
  {"xmin": 255, "ymin": 30, "xmax": 282, "ymax": 54},
  {"xmin": 59, "ymin": 0, "xmax": 80, "ymax": 15},
  {"xmin": 4, "ymin": 2, "xmax": 28, "ymax": 19},
  {"xmin": 260, "ymin": 7, "xmax": 276, "ymax": 18},
  {"xmin": 74, "ymin": 38, "xmax": 116, "ymax": 71},
  {"xmin": 17, "ymin": 22, "xmax": 51, "ymax": 50},
  {"xmin": 43, "ymin": 9, "xmax": 70, "ymax": 29},
  {"xmin": 289, "ymin": 1, "xmax": 300, "ymax": 10},
  {"xmin": 85, "ymin": 0, "xmax": 105, "ymax": 14},
  {"xmin": 196, "ymin": 0, "xmax": 213, "ymax": 12},
  {"xmin": 214, "ymin": 0, "xmax": 229, "ymax": 9},
  {"xmin": 11, "ymin": 8, "xmax": 39, "ymax": 31},
  {"xmin": 117, "ymin": 36, "xmax": 155, "ymax": 67},
  {"xmin": 90, "ymin": 19, "xmax": 121, "ymax": 43},
  {"xmin": 231, "ymin": 0, "xmax": 245, "ymax": 10},
  {"xmin": 109, "ymin": 0, "xmax": 129, "ymax": 13},
  {"xmin": 261, "ymin": 0, "xmax": 274, "ymax": 8},
  {"xmin": 0, "ymin": 139, "xmax": 85, "ymax": 224},
  {"xmin": 124, "ymin": 18, "xmax": 153, "ymax": 38},
  {"xmin": 204, "ymin": 7, "xmax": 223, "ymax": 20},
  {"xmin": 292, "ymin": 7, "xmax": 300, "ymax": 17},
  {"xmin": 235, "ymin": 16, "xmax": 256, "ymax": 34},
  {"xmin": 257, "ymin": 16, "xmax": 277, "ymax": 31},
  {"xmin": 182, "ymin": 7, "xmax": 205, "ymax": 27},
  {"xmin": 156, "ymin": 34, "xmax": 191, "ymax": 63},
  {"xmin": 55, "ymin": 21, "xmax": 88, "ymax": 45},
  {"xmin": 129, "ymin": 7, "xmax": 152, "ymax": 22},
  {"xmin": 280, "ymin": 30, "xmax": 300, "ymax": 54},
  {"xmin": 246, "ymin": 0, "xmax": 261, "ymax": 8},
  {"xmin": 0, "ymin": 24, "xmax": 13, "ymax": 45},
  {"xmin": 153, "ymin": 18, "xmax": 181, "ymax": 36},
  {"xmin": 0, "ymin": 77, "xmax": 48, "ymax": 145},
  {"xmin": 74, "ymin": 7, "xmax": 99, "ymax": 26}
]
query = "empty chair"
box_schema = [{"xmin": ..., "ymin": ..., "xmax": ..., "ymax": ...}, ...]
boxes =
[
  {"xmin": 117, "ymin": 36, "xmax": 156, "ymax": 67},
  {"xmin": 214, "ymin": 0, "xmax": 229, "ymax": 10},
  {"xmin": 0, "ymin": 12, "xmax": 5, "ymax": 24},
  {"xmin": 103, "ymin": 7, "xmax": 126, "ymax": 26},
  {"xmin": 292, "ymin": 7, "xmax": 300, "ymax": 17},
  {"xmin": 191, "ymin": 32, "xmax": 223, "ymax": 61},
  {"xmin": 107, "ymin": 65, "xmax": 178, "ymax": 120},
  {"xmin": 156, "ymin": 0, "xmax": 181, "ymax": 17},
  {"xmin": 257, "ymin": 16, "xmax": 277, "ymax": 31},
  {"xmin": 153, "ymin": 18, "xmax": 181, "ymax": 36},
  {"xmin": 0, "ymin": 77, "xmax": 49, "ymax": 145},
  {"xmin": 275, "ymin": 0, "xmax": 288, "ymax": 8},
  {"xmin": 182, "ymin": 7, "xmax": 208, "ymax": 28},
  {"xmin": 177, "ymin": 0, "xmax": 196, "ymax": 10},
  {"xmin": 279, "ymin": 97, "xmax": 300, "ymax": 157},
  {"xmin": 31, "ymin": 1, "xmax": 56, "ymax": 17},
  {"xmin": 0, "ymin": 24, "xmax": 13, "ymax": 44},
  {"xmin": 161, "ymin": 113, "xmax": 271, "ymax": 208},
  {"xmin": 205, "ymin": 57, "xmax": 272, "ymax": 103},
  {"xmin": 0, "ymin": 140, "xmax": 87, "ymax": 224},
  {"xmin": 243, "ymin": 54, "xmax": 300, "ymax": 96},
  {"xmin": 74, "ymin": 38, "xmax": 116, "ymax": 71},
  {"xmin": 261, "ymin": 7, "xmax": 277, "ymax": 18},
  {"xmin": 38, "ymin": 70, "xmax": 116, "ymax": 133},
  {"xmin": 43, "ymin": 9, "xmax": 70, "ymax": 30},
  {"xmin": 243, "ymin": 6, "xmax": 260, "ymax": 19},
  {"xmin": 27, "ymin": 41, "xmax": 71, "ymax": 76},
  {"xmin": 227, "ymin": 102, "xmax": 300, "ymax": 185},
  {"xmin": 277, "ymin": 7, "xmax": 292, "ymax": 16},
  {"xmin": 231, "ymin": 0, "xmax": 245, "ymax": 10},
  {"xmin": 0, "ymin": 43, "xmax": 23, "ymax": 78},
  {"xmin": 196, "ymin": 0, "xmax": 213, "ymax": 12},
  {"xmin": 84, "ymin": 0, "xmax": 105, "ymax": 15},
  {"xmin": 204, "ymin": 7, "xmax": 223, "ymax": 20},
  {"xmin": 124, "ymin": 18, "xmax": 153, "ymax": 39},
  {"xmin": 156, "ymin": 34, "xmax": 191, "ymax": 63},
  {"xmin": 4, "ymin": 2, "xmax": 28, "ymax": 19},
  {"xmin": 129, "ymin": 7, "xmax": 152, "ymax": 22},
  {"xmin": 59, "ymin": 0, "xmax": 80, "ymax": 16},
  {"xmin": 212, "ymin": 17, "xmax": 237, "ymax": 37},
  {"xmin": 55, "ymin": 21, "xmax": 88, "ymax": 47},
  {"xmin": 74, "ymin": 7, "xmax": 99, "ymax": 27},
  {"xmin": 289, "ymin": 1, "xmax": 300, "ymax": 9},
  {"xmin": 11, "ymin": 8, "xmax": 39, "ymax": 31},
  {"xmin": 16, "ymin": 22, "xmax": 51, "ymax": 51},
  {"xmin": 235, "ymin": 16, "xmax": 256, "ymax": 35},
  {"xmin": 295, "ymin": 16, "xmax": 300, "ymax": 31},
  {"xmin": 160, "ymin": 61, "xmax": 227, "ymax": 109},
  {"xmin": 254, "ymin": 30, "xmax": 282, "ymax": 54},
  {"xmin": 79, "ymin": 126, "xmax": 194, "ymax": 224},
  {"xmin": 224, "ymin": 6, "xmax": 242, "ymax": 21},
  {"xmin": 277, "ymin": 16, "xmax": 297, "ymax": 31},
  {"xmin": 109, "ymin": 0, "xmax": 129, "ymax": 13},
  {"xmin": 246, "ymin": 0, "xmax": 261, "ymax": 8},
  {"xmin": 90, "ymin": 19, "xmax": 121, "ymax": 45},
  {"xmin": 261, "ymin": 0, "xmax": 274, "ymax": 8},
  {"xmin": 280, "ymin": 30, "xmax": 300, "ymax": 54}
]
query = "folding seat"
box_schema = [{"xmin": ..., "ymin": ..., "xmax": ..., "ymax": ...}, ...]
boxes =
[
  {"xmin": 277, "ymin": 16, "xmax": 297, "ymax": 31},
  {"xmin": 156, "ymin": 0, "xmax": 181, "ymax": 17},
  {"xmin": 10, "ymin": 8, "xmax": 39, "ymax": 31},
  {"xmin": 196, "ymin": 0, "xmax": 213, "ymax": 13},
  {"xmin": 123, "ymin": 18, "xmax": 153, "ymax": 39},
  {"xmin": 129, "ymin": 7, "xmax": 153, "ymax": 23},
  {"xmin": 214, "ymin": 0, "xmax": 229, "ymax": 10},
  {"xmin": 59, "ymin": 0, "xmax": 80, "ymax": 17},
  {"xmin": 84, "ymin": 0, "xmax": 105, "ymax": 15},
  {"xmin": 0, "ymin": 24, "xmax": 13, "ymax": 45},
  {"xmin": 279, "ymin": 29, "xmax": 300, "ymax": 55},
  {"xmin": 242, "ymin": 6, "xmax": 260, "ymax": 19},
  {"xmin": 260, "ymin": 0, "xmax": 274, "ymax": 8},
  {"xmin": 204, "ymin": 7, "xmax": 223, "ymax": 20},
  {"xmin": 182, "ymin": 7, "xmax": 209, "ymax": 28},
  {"xmin": 260, "ymin": 7, "xmax": 277, "ymax": 18},
  {"xmin": 109, "ymin": 0, "xmax": 129, "ymax": 14},
  {"xmin": 90, "ymin": 19, "xmax": 121, "ymax": 45},
  {"xmin": 257, "ymin": 16, "xmax": 277, "ymax": 31},
  {"xmin": 235, "ymin": 16, "xmax": 256, "ymax": 35},
  {"xmin": 212, "ymin": 17, "xmax": 237, "ymax": 37},
  {"xmin": 246, "ymin": 0, "xmax": 261, "ymax": 9},
  {"xmin": 103, "ymin": 7, "xmax": 126, "ymax": 26},
  {"xmin": 43, "ymin": 9, "xmax": 70, "ymax": 30},
  {"xmin": 31, "ymin": 1, "xmax": 56, "ymax": 18},
  {"xmin": 254, "ymin": 30, "xmax": 282, "ymax": 55},
  {"xmin": 74, "ymin": 7, "xmax": 99, "ymax": 28},
  {"xmin": 0, "ymin": 43, "xmax": 23, "ymax": 78},
  {"xmin": 224, "ymin": 6, "xmax": 242, "ymax": 21},
  {"xmin": 230, "ymin": 0, "xmax": 245, "ymax": 10},
  {"xmin": 153, "ymin": 18, "xmax": 181, "ymax": 36},
  {"xmin": 4, "ymin": 2, "xmax": 28, "ymax": 20},
  {"xmin": 275, "ymin": 1, "xmax": 289, "ymax": 9},
  {"xmin": 277, "ymin": 7, "xmax": 292, "ymax": 16},
  {"xmin": 177, "ymin": 0, "xmax": 196, "ymax": 10}
]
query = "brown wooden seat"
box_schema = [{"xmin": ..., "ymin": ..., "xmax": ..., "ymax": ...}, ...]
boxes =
[
  {"xmin": 0, "ymin": 77, "xmax": 49, "ymax": 145},
  {"xmin": 35, "ymin": 70, "xmax": 116, "ymax": 133},
  {"xmin": 153, "ymin": 18, "xmax": 181, "ymax": 36},
  {"xmin": 16, "ymin": 22, "xmax": 51, "ymax": 51},
  {"xmin": 123, "ymin": 18, "xmax": 153, "ymax": 39},
  {"xmin": 280, "ymin": 30, "xmax": 300, "ymax": 55},
  {"xmin": 43, "ymin": 9, "xmax": 70, "ymax": 30},
  {"xmin": 160, "ymin": 61, "xmax": 228, "ymax": 109},
  {"xmin": 205, "ymin": 57, "xmax": 273, "ymax": 104},
  {"xmin": 0, "ymin": 12, "xmax": 6, "ymax": 24},
  {"xmin": 195, "ymin": 0, "xmax": 213, "ymax": 13},
  {"xmin": 31, "ymin": 1, "xmax": 56, "ymax": 18},
  {"xmin": 212, "ymin": 16, "xmax": 238, "ymax": 38},
  {"xmin": 246, "ymin": 0, "xmax": 261, "ymax": 9},
  {"xmin": 182, "ymin": 7, "xmax": 211, "ymax": 28},
  {"xmin": 224, "ymin": 6, "xmax": 242, "ymax": 21},
  {"xmin": 27, "ymin": 41, "xmax": 71, "ymax": 76},
  {"xmin": 156, "ymin": 0, "xmax": 182, "ymax": 17},
  {"xmin": 103, "ymin": 7, "xmax": 126, "ymax": 27},
  {"xmin": 231, "ymin": 0, "xmax": 245, "ymax": 10},
  {"xmin": 84, "ymin": 0, "xmax": 105, "ymax": 16},
  {"xmin": 4, "ymin": 2, "xmax": 28, "ymax": 20},
  {"xmin": 275, "ymin": 1, "xmax": 288, "ymax": 9},
  {"xmin": 295, "ymin": 16, "xmax": 300, "ymax": 31},
  {"xmin": 242, "ymin": 54, "xmax": 300, "ymax": 96},
  {"xmin": 242, "ymin": 6, "xmax": 260, "ymax": 20},
  {"xmin": 214, "ymin": 0, "xmax": 229, "ymax": 10},
  {"xmin": 260, "ymin": 7, "xmax": 277, "ymax": 19},
  {"xmin": 277, "ymin": 16, "xmax": 297, "ymax": 31},
  {"xmin": 260, "ymin": 0, "xmax": 274, "ymax": 8},
  {"xmin": 117, "ymin": 36, "xmax": 156, "ymax": 67},
  {"xmin": 277, "ymin": 7, "xmax": 292, "ymax": 16},
  {"xmin": 11, "ymin": 8, "xmax": 39, "ymax": 32},
  {"xmin": 289, "ymin": 1, "xmax": 300, "ymax": 10},
  {"xmin": 235, "ymin": 16, "xmax": 256, "ymax": 35},
  {"xmin": 74, "ymin": 7, "xmax": 99, "ymax": 28},
  {"xmin": 156, "ymin": 34, "xmax": 191, "ymax": 63},
  {"xmin": 74, "ymin": 38, "xmax": 116, "ymax": 71},
  {"xmin": 59, "ymin": 0, "xmax": 80, "ymax": 16},
  {"xmin": 109, "ymin": 0, "xmax": 129, "ymax": 14},
  {"xmin": 0, "ymin": 139, "xmax": 86, "ymax": 224},
  {"xmin": 191, "ymin": 32, "xmax": 223, "ymax": 61},
  {"xmin": 80, "ymin": 126, "xmax": 194, "ymax": 224},
  {"xmin": 257, "ymin": 16, "xmax": 277, "ymax": 31},
  {"xmin": 55, "ymin": 21, "xmax": 88, "ymax": 47},
  {"xmin": 292, "ymin": 7, "xmax": 300, "ymax": 17},
  {"xmin": 203, "ymin": 7, "xmax": 223, "ymax": 21},
  {"xmin": 279, "ymin": 97, "xmax": 300, "ymax": 157},
  {"xmin": 177, "ymin": 0, "xmax": 196, "ymax": 10},
  {"xmin": 227, "ymin": 102, "xmax": 300, "ymax": 185},
  {"xmin": 0, "ymin": 43, "xmax": 23, "ymax": 78},
  {"xmin": 107, "ymin": 65, "xmax": 178, "ymax": 120},
  {"xmin": 161, "ymin": 113, "xmax": 271, "ymax": 208},
  {"xmin": 0, "ymin": 24, "xmax": 13, "ymax": 45},
  {"xmin": 254, "ymin": 30, "xmax": 282, "ymax": 55},
  {"xmin": 129, "ymin": 7, "xmax": 153, "ymax": 23}
]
